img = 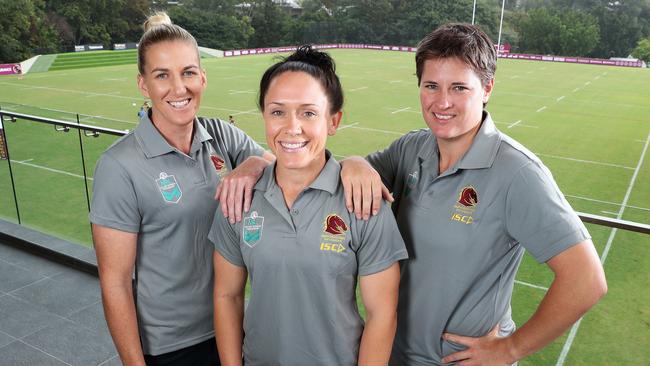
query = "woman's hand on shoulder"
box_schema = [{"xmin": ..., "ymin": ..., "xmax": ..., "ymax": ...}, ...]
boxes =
[
  {"xmin": 340, "ymin": 156, "xmax": 393, "ymax": 220},
  {"xmin": 215, "ymin": 153, "xmax": 274, "ymax": 224}
]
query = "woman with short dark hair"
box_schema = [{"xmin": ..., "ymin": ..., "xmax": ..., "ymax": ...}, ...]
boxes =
[{"xmin": 342, "ymin": 23, "xmax": 607, "ymax": 365}]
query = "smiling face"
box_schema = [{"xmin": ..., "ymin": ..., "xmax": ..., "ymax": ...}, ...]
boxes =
[
  {"xmin": 137, "ymin": 40, "xmax": 206, "ymax": 130},
  {"xmin": 263, "ymin": 71, "xmax": 341, "ymax": 177},
  {"xmin": 419, "ymin": 57, "xmax": 493, "ymax": 144}
]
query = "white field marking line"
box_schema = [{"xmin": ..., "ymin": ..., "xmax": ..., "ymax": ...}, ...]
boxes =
[
  {"xmin": 600, "ymin": 211, "xmax": 619, "ymax": 216},
  {"xmin": 572, "ymin": 87, "xmax": 580, "ymax": 92},
  {"xmin": 40, "ymin": 105, "xmax": 137, "ymax": 125},
  {"xmin": 600, "ymin": 131, "xmax": 649, "ymax": 263},
  {"xmin": 556, "ymin": 131, "xmax": 650, "ymax": 366},
  {"xmin": 565, "ymin": 194, "xmax": 650, "ymax": 212},
  {"xmin": 15, "ymin": 159, "xmax": 34, "ymax": 163},
  {"xmin": 391, "ymin": 107, "xmax": 411, "ymax": 114},
  {"xmin": 515, "ymin": 280, "xmax": 548, "ymax": 291},
  {"xmin": 13, "ymin": 160, "xmax": 93, "ymax": 180},
  {"xmin": 388, "ymin": 80, "xmax": 403, "ymax": 83},
  {"xmin": 347, "ymin": 125, "xmax": 404, "ymax": 136},
  {"xmin": 635, "ymin": 139, "xmax": 646, "ymax": 143},
  {"xmin": 76, "ymin": 113, "xmax": 136, "ymax": 125},
  {"xmin": 85, "ymin": 91, "xmax": 120, "ymax": 98},
  {"xmin": 26, "ymin": 73, "xmax": 69, "ymax": 79},
  {"xmin": 493, "ymin": 121, "xmax": 538, "ymax": 129},
  {"xmin": 338, "ymin": 122, "xmax": 360, "ymax": 130},
  {"xmin": 535, "ymin": 153, "xmax": 634, "ymax": 170},
  {"xmin": 349, "ymin": 86, "xmax": 368, "ymax": 92},
  {"xmin": 78, "ymin": 115, "xmax": 101, "ymax": 123},
  {"xmin": 509, "ymin": 75, "xmax": 519, "ymax": 79},
  {"xmin": 499, "ymin": 91, "xmax": 556, "ymax": 99},
  {"xmin": 584, "ymin": 81, "xmax": 591, "ymax": 86},
  {"xmin": 218, "ymin": 75, "xmax": 246, "ymax": 80},
  {"xmin": 100, "ymin": 77, "xmax": 127, "ymax": 82},
  {"xmin": 0, "ymin": 81, "xmax": 141, "ymax": 101},
  {"xmin": 557, "ymin": 96, "xmax": 565, "ymax": 102},
  {"xmin": 507, "ymin": 120, "xmax": 522, "ymax": 129},
  {"xmin": 227, "ymin": 89, "xmax": 255, "ymax": 95},
  {"xmin": 527, "ymin": 70, "xmax": 533, "ymax": 74},
  {"xmin": 230, "ymin": 108, "xmax": 259, "ymax": 116},
  {"xmin": 536, "ymin": 106, "xmax": 547, "ymax": 112}
]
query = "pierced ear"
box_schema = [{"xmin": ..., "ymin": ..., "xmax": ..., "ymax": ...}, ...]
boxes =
[{"xmin": 328, "ymin": 111, "xmax": 343, "ymax": 136}]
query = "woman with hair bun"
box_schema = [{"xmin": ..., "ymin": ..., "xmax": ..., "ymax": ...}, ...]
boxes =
[
  {"xmin": 209, "ymin": 45, "xmax": 408, "ymax": 366},
  {"xmin": 90, "ymin": 12, "xmax": 273, "ymax": 366}
]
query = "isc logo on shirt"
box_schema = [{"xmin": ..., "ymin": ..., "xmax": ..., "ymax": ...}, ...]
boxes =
[
  {"xmin": 320, "ymin": 243, "xmax": 346, "ymax": 252},
  {"xmin": 450, "ymin": 186, "xmax": 478, "ymax": 225},
  {"xmin": 451, "ymin": 213, "xmax": 474, "ymax": 224},
  {"xmin": 320, "ymin": 214, "xmax": 348, "ymax": 253}
]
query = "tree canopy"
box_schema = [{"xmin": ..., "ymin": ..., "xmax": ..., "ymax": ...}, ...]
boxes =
[{"xmin": 1, "ymin": 0, "xmax": 649, "ymax": 63}]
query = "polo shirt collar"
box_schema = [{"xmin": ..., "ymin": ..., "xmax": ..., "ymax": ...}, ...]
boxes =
[
  {"xmin": 416, "ymin": 111, "xmax": 501, "ymax": 170},
  {"xmin": 456, "ymin": 111, "xmax": 501, "ymax": 169},
  {"xmin": 254, "ymin": 150, "xmax": 340, "ymax": 195},
  {"xmin": 135, "ymin": 112, "xmax": 212, "ymax": 158}
]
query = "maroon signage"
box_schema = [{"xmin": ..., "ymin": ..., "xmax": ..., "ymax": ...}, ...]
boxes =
[
  {"xmin": 221, "ymin": 44, "xmax": 642, "ymax": 68},
  {"xmin": 0, "ymin": 63, "xmax": 21, "ymax": 76}
]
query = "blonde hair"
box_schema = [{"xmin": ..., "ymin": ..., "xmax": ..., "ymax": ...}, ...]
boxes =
[
  {"xmin": 137, "ymin": 11, "xmax": 199, "ymax": 74},
  {"xmin": 143, "ymin": 11, "xmax": 172, "ymax": 31}
]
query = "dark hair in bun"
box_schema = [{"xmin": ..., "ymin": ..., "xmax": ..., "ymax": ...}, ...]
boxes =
[{"xmin": 259, "ymin": 45, "xmax": 343, "ymax": 115}]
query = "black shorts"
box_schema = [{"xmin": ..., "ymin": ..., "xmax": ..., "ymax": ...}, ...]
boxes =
[{"xmin": 144, "ymin": 337, "xmax": 220, "ymax": 366}]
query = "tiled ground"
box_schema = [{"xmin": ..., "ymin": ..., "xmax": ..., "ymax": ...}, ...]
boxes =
[{"xmin": 0, "ymin": 241, "xmax": 119, "ymax": 366}]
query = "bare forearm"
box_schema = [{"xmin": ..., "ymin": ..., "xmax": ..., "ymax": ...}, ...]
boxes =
[
  {"xmin": 101, "ymin": 284, "xmax": 145, "ymax": 366},
  {"xmin": 358, "ymin": 312, "xmax": 397, "ymax": 366},
  {"xmin": 507, "ymin": 274, "xmax": 606, "ymax": 361},
  {"xmin": 215, "ymin": 296, "xmax": 245, "ymax": 366}
]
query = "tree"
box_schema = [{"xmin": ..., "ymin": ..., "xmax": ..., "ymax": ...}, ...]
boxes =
[
  {"xmin": 514, "ymin": 7, "xmax": 599, "ymax": 56},
  {"xmin": 168, "ymin": 6, "xmax": 254, "ymax": 49},
  {"xmin": 588, "ymin": 2, "xmax": 646, "ymax": 58},
  {"xmin": 247, "ymin": 0, "xmax": 293, "ymax": 48},
  {"xmin": 631, "ymin": 37, "xmax": 650, "ymax": 62},
  {"xmin": 45, "ymin": 0, "xmax": 151, "ymax": 50},
  {"xmin": 0, "ymin": 0, "xmax": 59, "ymax": 63}
]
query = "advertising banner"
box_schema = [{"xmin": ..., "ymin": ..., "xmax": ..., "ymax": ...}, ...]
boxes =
[
  {"xmin": 221, "ymin": 44, "xmax": 641, "ymax": 68},
  {"xmin": 0, "ymin": 125, "xmax": 7, "ymax": 160},
  {"xmin": 0, "ymin": 63, "xmax": 21, "ymax": 75},
  {"xmin": 74, "ymin": 44, "xmax": 106, "ymax": 52}
]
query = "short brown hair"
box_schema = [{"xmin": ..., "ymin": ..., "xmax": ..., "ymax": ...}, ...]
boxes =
[
  {"xmin": 137, "ymin": 12, "xmax": 199, "ymax": 74},
  {"xmin": 415, "ymin": 23, "xmax": 496, "ymax": 87}
]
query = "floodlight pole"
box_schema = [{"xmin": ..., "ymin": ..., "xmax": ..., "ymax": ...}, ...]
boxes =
[
  {"xmin": 472, "ymin": 0, "xmax": 477, "ymax": 24},
  {"xmin": 497, "ymin": 0, "xmax": 506, "ymax": 56}
]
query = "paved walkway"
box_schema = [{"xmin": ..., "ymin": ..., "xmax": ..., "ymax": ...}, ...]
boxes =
[{"xmin": 0, "ymin": 240, "xmax": 118, "ymax": 365}]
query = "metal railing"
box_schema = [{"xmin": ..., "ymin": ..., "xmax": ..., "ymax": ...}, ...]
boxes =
[
  {"xmin": 0, "ymin": 109, "xmax": 648, "ymax": 248},
  {"xmin": 0, "ymin": 109, "xmax": 128, "ymax": 245}
]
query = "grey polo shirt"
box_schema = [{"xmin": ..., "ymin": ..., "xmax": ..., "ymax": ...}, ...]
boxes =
[
  {"xmin": 367, "ymin": 112, "xmax": 590, "ymax": 366},
  {"xmin": 208, "ymin": 152, "xmax": 408, "ymax": 366},
  {"xmin": 89, "ymin": 113, "xmax": 264, "ymax": 355}
]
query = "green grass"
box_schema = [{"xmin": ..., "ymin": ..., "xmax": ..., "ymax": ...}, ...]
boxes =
[
  {"xmin": 49, "ymin": 49, "xmax": 138, "ymax": 71},
  {"xmin": 0, "ymin": 50, "xmax": 649, "ymax": 365}
]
